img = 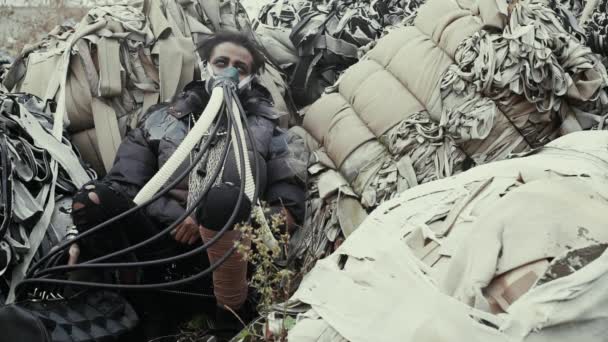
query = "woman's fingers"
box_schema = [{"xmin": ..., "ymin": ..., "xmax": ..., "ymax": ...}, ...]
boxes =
[
  {"xmin": 174, "ymin": 225, "xmax": 187, "ymax": 242},
  {"xmin": 173, "ymin": 219, "xmax": 201, "ymax": 244},
  {"xmin": 188, "ymin": 233, "xmax": 200, "ymax": 245}
]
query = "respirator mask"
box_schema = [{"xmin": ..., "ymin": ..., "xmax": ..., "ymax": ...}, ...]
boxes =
[{"xmin": 202, "ymin": 61, "xmax": 255, "ymax": 94}]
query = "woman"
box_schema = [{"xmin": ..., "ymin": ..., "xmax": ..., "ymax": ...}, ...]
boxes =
[{"xmin": 71, "ymin": 31, "xmax": 305, "ymax": 338}]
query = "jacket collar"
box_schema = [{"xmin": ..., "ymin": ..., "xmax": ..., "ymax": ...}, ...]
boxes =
[{"xmin": 167, "ymin": 80, "xmax": 280, "ymax": 121}]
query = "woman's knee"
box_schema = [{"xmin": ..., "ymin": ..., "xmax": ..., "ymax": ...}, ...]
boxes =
[{"xmin": 196, "ymin": 183, "xmax": 252, "ymax": 231}]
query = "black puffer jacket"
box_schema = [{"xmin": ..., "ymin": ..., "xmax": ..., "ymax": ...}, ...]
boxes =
[{"xmin": 104, "ymin": 80, "xmax": 305, "ymax": 227}]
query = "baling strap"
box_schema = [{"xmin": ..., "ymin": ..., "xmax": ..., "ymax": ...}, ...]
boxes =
[
  {"xmin": 91, "ymin": 98, "xmax": 123, "ymax": 171},
  {"xmin": 97, "ymin": 37, "xmax": 123, "ymax": 97}
]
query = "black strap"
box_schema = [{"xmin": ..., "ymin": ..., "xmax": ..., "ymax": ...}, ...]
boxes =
[
  {"xmin": 289, "ymin": 53, "xmax": 324, "ymax": 106},
  {"xmin": 315, "ymin": 33, "xmax": 359, "ymax": 59},
  {"xmin": 289, "ymin": 11, "xmax": 323, "ymax": 48},
  {"xmin": 0, "ymin": 124, "xmax": 12, "ymax": 239}
]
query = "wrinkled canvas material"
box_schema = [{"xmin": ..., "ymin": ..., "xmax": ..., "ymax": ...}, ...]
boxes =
[{"xmin": 287, "ymin": 131, "xmax": 608, "ymax": 342}]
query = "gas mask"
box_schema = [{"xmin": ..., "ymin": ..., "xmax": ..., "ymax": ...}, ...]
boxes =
[{"xmin": 203, "ymin": 62, "xmax": 255, "ymax": 94}]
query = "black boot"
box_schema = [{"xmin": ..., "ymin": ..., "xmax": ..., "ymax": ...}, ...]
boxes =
[{"xmin": 210, "ymin": 305, "xmax": 247, "ymax": 341}]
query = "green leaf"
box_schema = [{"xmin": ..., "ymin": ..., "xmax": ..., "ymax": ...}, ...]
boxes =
[
  {"xmin": 284, "ymin": 316, "xmax": 297, "ymax": 330},
  {"xmin": 236, "ymin": 328, "xmax": 251, "ymax": 340}
]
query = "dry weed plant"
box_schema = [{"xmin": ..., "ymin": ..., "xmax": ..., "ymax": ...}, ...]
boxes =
[
  {"xmin": 155, "ymin": 205, "xmax": 298, "ymax": 342},
  {"xmin": 232, "ymin": 205, "xmax": 296, "ymax": 341}
]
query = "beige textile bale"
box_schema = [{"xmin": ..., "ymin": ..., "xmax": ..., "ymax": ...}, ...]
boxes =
[
  {"xmin": 383, "ymin": 32, "xmax": 452, "ymax": 120},
  {"xmin": 337, "ymin": 60, "xmax": 383, "ymax": 99},
  {"xmin": 339, "ymin": 61, "xmax": 425, "ymax": 136},
  {"xmin": 324, "ymin": 105, "xmax": 376, "ymax": 168},
  {"xmin": 414, "ymin": 0, "xmax": 488, "ymax": 53},
  {"xmin": 303, "ymin": 93, "xmax": 348, "ymax": 144},
  {"xmin": 414, "ymin": 0, "xmax": 471, "ymax": 35},
  {"xmin": 339, "ymin": 140, "xmax": 387, "ymax": 188},
  {"xmin": 302, "ymin": 0, "xmax": 485, "ymax": 192},
  {"xmin": 290, "ymin": 125, "xmax": 321, "ymax": 154}
]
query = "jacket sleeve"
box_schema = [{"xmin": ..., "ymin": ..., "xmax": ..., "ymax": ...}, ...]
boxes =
[
  {"xmin": 241, "ymin": 91, "xmax": 307, "ymax": 223},
  {"xmin": 266, "ymin": 181, "xmax": 306, "ymax": 223},
  {"xmin": 104, "ymin": 107, "xmax": 186, "ymax": 227},
  {"xmin": 246, "ymin": 114, "xmax": 275, "ymax": 159},
  {"xmin": 141, "ymin": 193, "xmax": 187, "ymax": 227},
  {"xmin": 104, "ymin": 127, "xmax": 156, "ymax": 198}
]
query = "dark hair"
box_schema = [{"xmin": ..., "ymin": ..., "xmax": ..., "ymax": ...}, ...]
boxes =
[{"xmin": 197, "ymin": 31, "xmax": 266, "ymax": 75}]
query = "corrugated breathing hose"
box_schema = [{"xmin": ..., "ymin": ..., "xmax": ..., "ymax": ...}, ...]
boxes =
[
  {"xmin": 225, "ymin": 89, "xmax": 279, "ymax": 252},
  {"xmin": 132, "ymin": 87, "xmax": 224, "ymax": 205}
]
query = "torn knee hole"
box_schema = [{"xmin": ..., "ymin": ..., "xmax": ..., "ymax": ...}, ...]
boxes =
[
  {"xmin": 73, "ymin": 202, "xmax": 86, "ymax": 210},
  {"xmin": 88, "ymin": 192, "xmax": 100, "ymax": 205},
  {"xmin": 72, "ymin": 191, "xmax": 101, "ymax": 211}
]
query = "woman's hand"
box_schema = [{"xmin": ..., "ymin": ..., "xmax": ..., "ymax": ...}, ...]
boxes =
[{"xmin": 172, "ymin": 216, "xmax": 200, "ymax": 245}]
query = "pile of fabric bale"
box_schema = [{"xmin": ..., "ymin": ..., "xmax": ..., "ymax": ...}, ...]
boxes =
[
  {"xmin": 277, "ymin": 130, "xmax": 608, "ymax": 342},
  {"xmin": 283, "ymin": 0, "xmax": 608, "ymax": 271}
]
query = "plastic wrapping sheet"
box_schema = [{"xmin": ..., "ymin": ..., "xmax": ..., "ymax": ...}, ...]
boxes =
[{"xmin": 285, "ymin": 131, "xmax": 608, "ymax": 342}]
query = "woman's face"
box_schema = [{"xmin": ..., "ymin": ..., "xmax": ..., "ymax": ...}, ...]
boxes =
[{"xmin": 209, "ymin": 42, "xmax": 254, "ymax": 81}]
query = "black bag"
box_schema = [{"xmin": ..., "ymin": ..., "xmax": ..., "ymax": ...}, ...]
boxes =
[
  {"xmin": 0, "ymin": 290, "xmax": 138, "ymax": 342},
  {"xmin": 0, "ymin": 304, "xmax": 51, "ymax": 342}
]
